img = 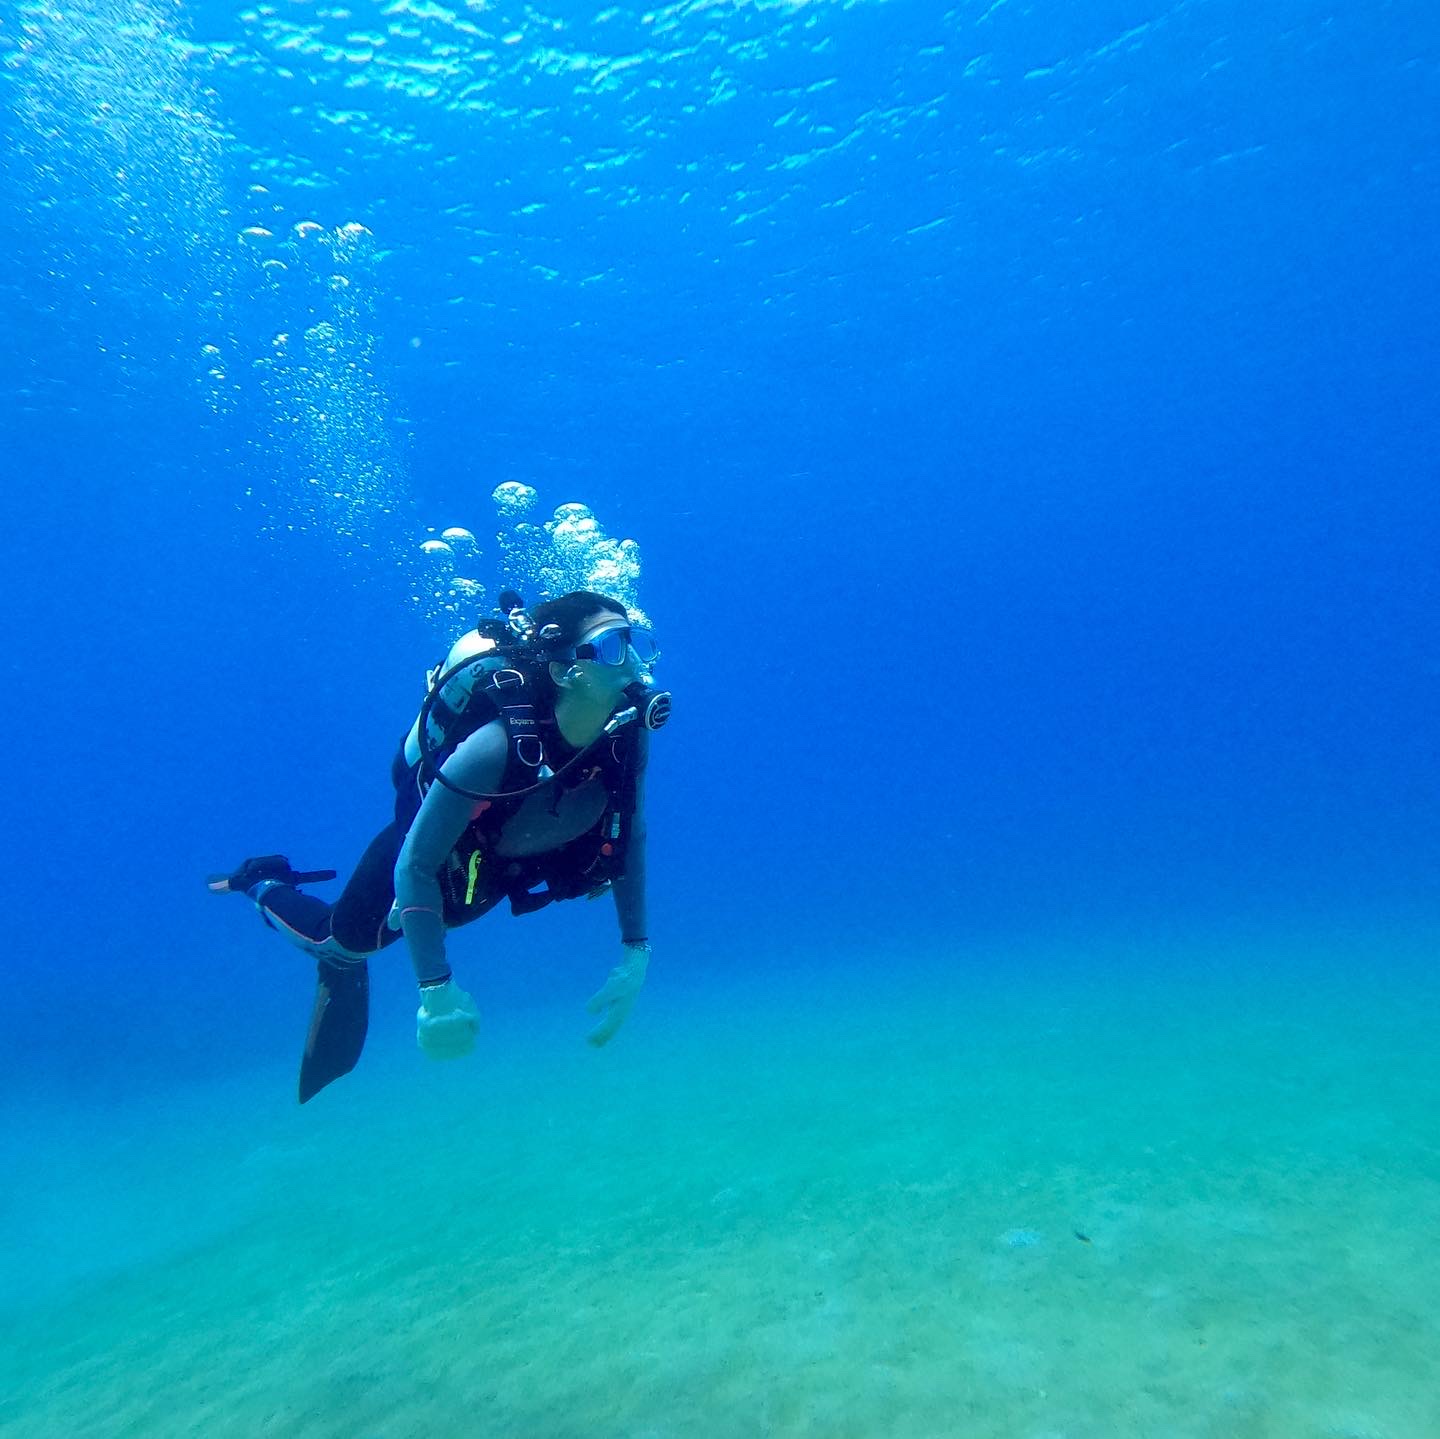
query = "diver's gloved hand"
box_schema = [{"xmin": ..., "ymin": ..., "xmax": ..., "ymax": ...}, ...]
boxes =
[
  {"xmin": 416, "ymin": 978, "xmax": 479, "ymax": 1060},
  {"xmin": 585, "ymin": 941, "xmax": 651, "ymax": 1047}
]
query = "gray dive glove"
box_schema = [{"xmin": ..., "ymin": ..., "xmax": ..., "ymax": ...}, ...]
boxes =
[
  {"xmin": 416, "ymin": 978, "xmax": 480, "ymax": 1060},
  {"xmin": 586, "ymin": 941, "xmax": 651, "ymax": 1047}
]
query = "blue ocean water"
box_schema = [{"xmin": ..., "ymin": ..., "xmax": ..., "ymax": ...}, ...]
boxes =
[{"xmin": 1, "ymin": 0, "xmax": 1438, "ymax": 1433}]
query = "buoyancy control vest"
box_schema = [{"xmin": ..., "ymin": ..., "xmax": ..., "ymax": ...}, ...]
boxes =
[{"xmin": 389, "ymin": 625, "xmax": 644, "ymax": 920}]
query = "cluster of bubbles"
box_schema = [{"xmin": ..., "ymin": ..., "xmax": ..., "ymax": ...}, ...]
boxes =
[
  {"xmin": 5, "ymin": 0, "xmax": 231, "ymax": 377},
  {"xmin": 7, "ymin": 0, "xmax": 402, "ymax": 553},
  {"xmin": 232, "ymin": 218, "xmax": 405, "ymax": 545},
  {"xmin": 411, "ymin": 482, "xmax": 646, "ymax": 632},
  {"xmin": 6, "ymin": 0, "xmax": 225, "ymax": 248}
]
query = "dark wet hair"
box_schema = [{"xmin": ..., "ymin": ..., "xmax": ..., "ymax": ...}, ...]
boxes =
[{"xmin": 530, "ymin": 590, "xmax": 627, "ymax": 651}]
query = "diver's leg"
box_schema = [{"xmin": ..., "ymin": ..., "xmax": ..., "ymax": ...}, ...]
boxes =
[
  {"xmin": 214, "ymin": 827, "xmax": 406, "ymax": 1101},
  {"xmin": 233, "ymin": 830, "xmax": 399, "ymax": 1102},
  {"xmin": 329, "ymin": 822, "xmax": 407, "ymax": 955},
  {"xmin": 249, "ymin": 880, "xmax": 343, "ymax": 955},
  {"xmin": 241, "ymin": 826, "xmax": 403, "ymax": 966}
]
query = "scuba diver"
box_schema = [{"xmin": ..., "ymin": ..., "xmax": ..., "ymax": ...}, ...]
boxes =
[{"xmin": 208, "ymin": 589, "xmax": 671, "ymax": 1102}]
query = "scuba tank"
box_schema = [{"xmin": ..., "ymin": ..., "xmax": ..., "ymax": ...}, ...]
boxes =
[
  {"xmin": 402, "ymin": 623, "xmax": 513, "ymax": 770},
  {"xmin": 402, "ymin": 589, "xmax": 539, "ymax": 772}
]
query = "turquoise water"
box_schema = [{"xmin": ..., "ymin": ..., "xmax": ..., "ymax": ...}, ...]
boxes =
[
  {"xmin": 3, "ymin": 0, "xmax": 1436, "ymax": 1428},
  {"xmin": 7, "ymin": 924, "xmax": 1438, "ymax": 1438}
]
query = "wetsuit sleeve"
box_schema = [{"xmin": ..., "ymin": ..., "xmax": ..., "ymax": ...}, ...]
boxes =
[
  {"xmin": 612, "ymin": 728, "xmax": 649, "ymax": 944},
  {"xmin": 394, "ymin": 719, "xmax": 508, "ymax": 984}
]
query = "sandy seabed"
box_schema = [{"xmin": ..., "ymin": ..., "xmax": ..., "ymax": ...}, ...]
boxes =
[{"xmin": 3, "ymin": 936, "xmax": 1438, "ymax": 1438}]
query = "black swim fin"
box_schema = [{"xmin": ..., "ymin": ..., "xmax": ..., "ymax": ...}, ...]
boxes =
[
  {"xmin": 298, "ymin": 960, "xmax": 370, "ymax": 1104},
  {"xmin": 207, "ymin": 855, "xmax": 338, "ymax": 895}
]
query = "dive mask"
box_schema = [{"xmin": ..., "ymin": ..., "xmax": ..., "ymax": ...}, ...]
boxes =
[{"xmin": 573, "ymin": 622, "xmax": 660, "ymax": 668}]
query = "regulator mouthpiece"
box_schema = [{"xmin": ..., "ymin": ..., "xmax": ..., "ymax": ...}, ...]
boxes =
[{"xmin": 625, "ymin": 678, "xmax": 673, "ymax": 732}]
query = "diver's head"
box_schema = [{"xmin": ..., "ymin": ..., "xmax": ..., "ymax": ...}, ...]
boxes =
[{"xmin": 531, "ymin": 590, "xmax": 658, "ymax": 707}]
